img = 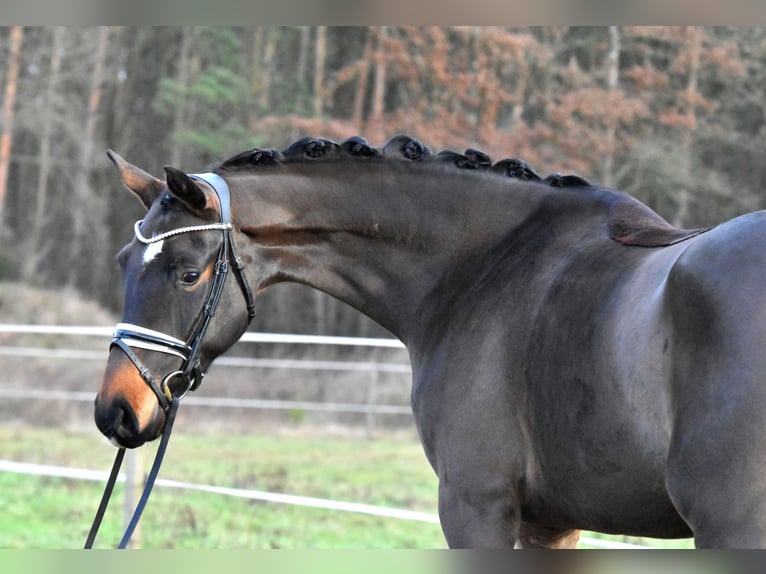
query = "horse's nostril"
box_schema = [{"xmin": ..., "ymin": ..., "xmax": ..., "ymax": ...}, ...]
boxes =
[
  {"xmin": 94, "ymin": 396, "xmax": 139, "ymax": 444},
  {"xmin": 115, "ymin": 410, "xmax": 136, "ymax": 438}
]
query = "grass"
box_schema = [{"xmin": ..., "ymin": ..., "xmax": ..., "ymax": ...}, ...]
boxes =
[
  {"xmin": 0, "ymin": 426, "xmax": 444, "ymax": 549},
  {"xmin": 0, "ymin": 426, "xmax": 694, "ymax": 549}
]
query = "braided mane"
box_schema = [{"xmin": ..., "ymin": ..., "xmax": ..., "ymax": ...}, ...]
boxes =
[
  {"xmin": 214, "ymin": 134, "xmax": 710, "ymax": 248},
  {"xmin": 215, "ymin": 134, "xmax": 592, "ymax": 189}
]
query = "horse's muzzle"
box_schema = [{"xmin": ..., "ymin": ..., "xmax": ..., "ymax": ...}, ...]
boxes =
[
  {"xmin": 94, "ymin": 351, "xmax": 167, "ymax": 448},
  {"xmin": 93, "ymin": 395, "xmax": 154, "ymax": 448}
]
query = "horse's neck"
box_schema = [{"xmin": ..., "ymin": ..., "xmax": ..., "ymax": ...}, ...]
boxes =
[{"xmin": 227, "ymin": 162, "xmax": 599, "ymax": 342}]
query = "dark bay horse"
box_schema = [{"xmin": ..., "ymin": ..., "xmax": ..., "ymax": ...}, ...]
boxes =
[{"xmin": 94, "ymin": 135, "xmax": 766, "ymax": 548}]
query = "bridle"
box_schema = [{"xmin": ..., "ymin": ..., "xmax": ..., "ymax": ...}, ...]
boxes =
[
  {"xmin": 85, "ymin": 172, "xmax": 255, "ymax": 548},
  {"xmin": 112, "ymin": 172, "xmax": 256, "ymax": 412}
]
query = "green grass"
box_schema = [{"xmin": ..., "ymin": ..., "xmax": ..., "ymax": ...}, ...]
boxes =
[
  {"xmin": 0, "ymin": 427, "xmax": 694, "ymax": 549},
  {"xmin": 0, "ymin": 427, "xmax": 444, "ymax": 549}
]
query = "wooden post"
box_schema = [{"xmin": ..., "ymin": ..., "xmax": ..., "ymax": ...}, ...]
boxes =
[{"xmin": 123, "ymin": 448, "xmax": 145, "ymax": 548}]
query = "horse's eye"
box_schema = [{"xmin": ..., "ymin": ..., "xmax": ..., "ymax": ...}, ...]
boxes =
[{"xmin": 180, "ymin": 270, "xmax": 201, "ymax": 286}]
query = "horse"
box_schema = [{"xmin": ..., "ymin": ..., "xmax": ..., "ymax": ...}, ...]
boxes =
[{"xmin": 94, "ymin": 134, "xmax": 766, "ymax": 548}]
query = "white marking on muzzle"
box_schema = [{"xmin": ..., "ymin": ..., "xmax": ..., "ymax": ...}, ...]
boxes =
[{"xmin": 142, "ymin": 240, "xmax": 164, "ymax": 265}]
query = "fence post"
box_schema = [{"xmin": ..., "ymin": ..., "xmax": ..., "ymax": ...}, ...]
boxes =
[{"xmin": 123, "ymin": 447, "xmax": 144, "ymax": 548}]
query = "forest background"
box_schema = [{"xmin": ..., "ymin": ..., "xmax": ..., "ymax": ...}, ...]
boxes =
[{"xmin": 0, "ymin": 26, "xmax": 760, "ymax": 336}]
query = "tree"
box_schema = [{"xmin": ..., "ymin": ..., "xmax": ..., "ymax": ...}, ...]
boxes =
[
  {"xmin": 669, "ymin": 26, "xmax": 703, "ymax": 226},
  {"xmin": 2, "ymin": 26, "xmax": 765, "ymax": 336},
  {"xmin": 351, "ymin": 28, "xmax": 372, "ymax": 131},
  {"xmin": 0, "ymin": 26, "xmax": 23, "ymax": 221},
  {"xmin": 154, "ymin": 27, "xmax": 252, "ymax": 165},
  {"xmin": 314, "ymin": 26, "xmax": 327, "ymax": 119},
  {"xmin": 23, "ymin": 27, "xmax": 65, "ymax": 280},
  {"xmin": 68, "ymin": 26, "xmax": 111, "ymax": 288},
  {"xmin": 366, "ymin": 27, "xmax": 388, "ymax": 139},
  {"xmin": 620, "ymin": 26, "xmax": 746, "ymax": 226},
  {"xmin": 169, "ymin": 27, "xmax": 194, "ymax": 167},
  {"xmin": 603, "ymin": 26, "xmax": 621, "ymax": 187}
]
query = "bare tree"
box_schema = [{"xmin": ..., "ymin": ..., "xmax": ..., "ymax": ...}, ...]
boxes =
[
  {"xmin": 673, "ymin": 26, "xmax": 702, "ymax": 227},
  {"xmin": 260, "ymin": 29, "xmax": 277, "ymax": 112},
  {"xmin": 0, "ymin": 26, "xmax": 23, "ymax": 222},
  {"xmin": 170, "ymin": 27, "xmax": 194, "ymax": 167},
  {"xmin": 602, "ymin": 26, "xmax": 621, "ymax": 187},
  {"xmin": 366, "ymin": 27, "xmax": 388, "ymax": 138},
  {"xmin": 23, "ymin": 27, "xmax": 65, "ymax": 280},
  {"xmin": 296, "ymin": 26, "xmax": 311, "ymax": 92},
  {"xmin": 314, "ymin": 26, "xmax": 327, "ymax": 118},
  {"xmin": 352, "ymin": 28, "xmax": 373, "ymax": 131},
  {"xmin": 68, "ymin": 26, "xmax": 111, "ymax": 288}
]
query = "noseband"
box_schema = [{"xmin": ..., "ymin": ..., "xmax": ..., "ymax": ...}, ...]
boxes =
[{"xmin": 110, "ymin": 173, "xmax": 256, "ymax": 411}]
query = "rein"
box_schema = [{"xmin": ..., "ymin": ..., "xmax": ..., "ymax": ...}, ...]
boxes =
[{"xmin": 84, "ymin": 172, "xmax": 255, "ymax": 549}]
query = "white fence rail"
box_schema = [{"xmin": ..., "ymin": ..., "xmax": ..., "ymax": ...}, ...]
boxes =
[
  {"xmin": 0, "ymin": 387, "xmax": 413, "ymax": 415},
  {"xmin": 0, "ymin": 323, "xmax": 405, "ymax": 348},
  {"xmin": 0, "ymin": 459, "xmax": 441, "ymax": 525},
  {"xmin": 0, "ymin": 323, "xmax": 413, "ymax": 419},
  {"xmin": 0, "ymin": 458, "xmax": 647, "ymax": 550},
  {"xmin": 0, "ymin": 345, "xmax": 411, "ymax": 373}
]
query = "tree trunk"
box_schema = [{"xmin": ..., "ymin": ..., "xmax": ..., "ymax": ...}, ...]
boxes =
[
  {"xmin": 68, "ymin": 26, "xmax": 111, "ymax": 288},
  {"xmin": 352, "ymin": 28, "xmax": 373, "ymax": 131},
  {"xmin": 23, "ymin": 27, "xmax": 65, "ymax": 280},
  {"xmin": 366, "ymin": 27, "xmax": 388, "ymax": 138},
  {"xmin": 539, "ymin": 27, "xmax": 566, "ymax": 124},
  {"xmin": 170, "ymin": 27, "xmax": 194, "ymax": 167},
  {"xmin": 0, "ymin": 26, "xmax": 23, "ymax": 222},
  {"xmin": 259, "ymin": 28, "xmax": 277, "ymax": 111},
  {"xmin": 314, "ymin": 26, "xmax": 327, "ymax": 118},
  {"xmin": 297, "ymin": 26, "xmax": 310, "ymax": 91},
  {"xmin": 312, "ymin": 27, "xmax": 329, "ymax": 329},
  {"xmin": 602, "ymin": 26, "xmax": 621, "ymax": 187},
  {"xmin": 673, "ymin": 26, "xmax": 702, "ymax": 227},
  {"xmin": 509, "ymin": 35, "xmax": 529, "ymax": 129}
]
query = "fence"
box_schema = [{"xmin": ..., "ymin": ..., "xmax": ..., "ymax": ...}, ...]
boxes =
[
  {"xmin": 0, "ymin": 323, "xmax": 413, "ymax": 434},
  {"xmin": 0, "ymin": 323, "xmax": 649, "ymax": 549}
]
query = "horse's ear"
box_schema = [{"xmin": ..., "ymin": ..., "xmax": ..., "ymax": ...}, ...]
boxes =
[
  {"xmin": 163, "ymin": 166, "xmax": 218, "ymax": 216},
  {"xmin": 107, "ymin": 150, "xmax": 164, "ymax": 210}
]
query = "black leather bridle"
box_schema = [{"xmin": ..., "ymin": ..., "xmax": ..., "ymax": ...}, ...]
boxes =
[
  {"xmin": 111, "ymin": 172, "xmax": 256, "ymax": 412},
  {"xmin": 85, "ymin": 172, "xmax": 255, "ymax": 548}
]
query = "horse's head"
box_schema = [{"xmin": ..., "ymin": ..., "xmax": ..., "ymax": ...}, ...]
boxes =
[{"xmin": 95, "ymin": 151, "xmax": 254, "ymax": 448}]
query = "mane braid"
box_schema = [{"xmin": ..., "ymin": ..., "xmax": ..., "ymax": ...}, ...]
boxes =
[{"xmin": 215, "ymin": 134, "xmax": 591, "ymax": 189}]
